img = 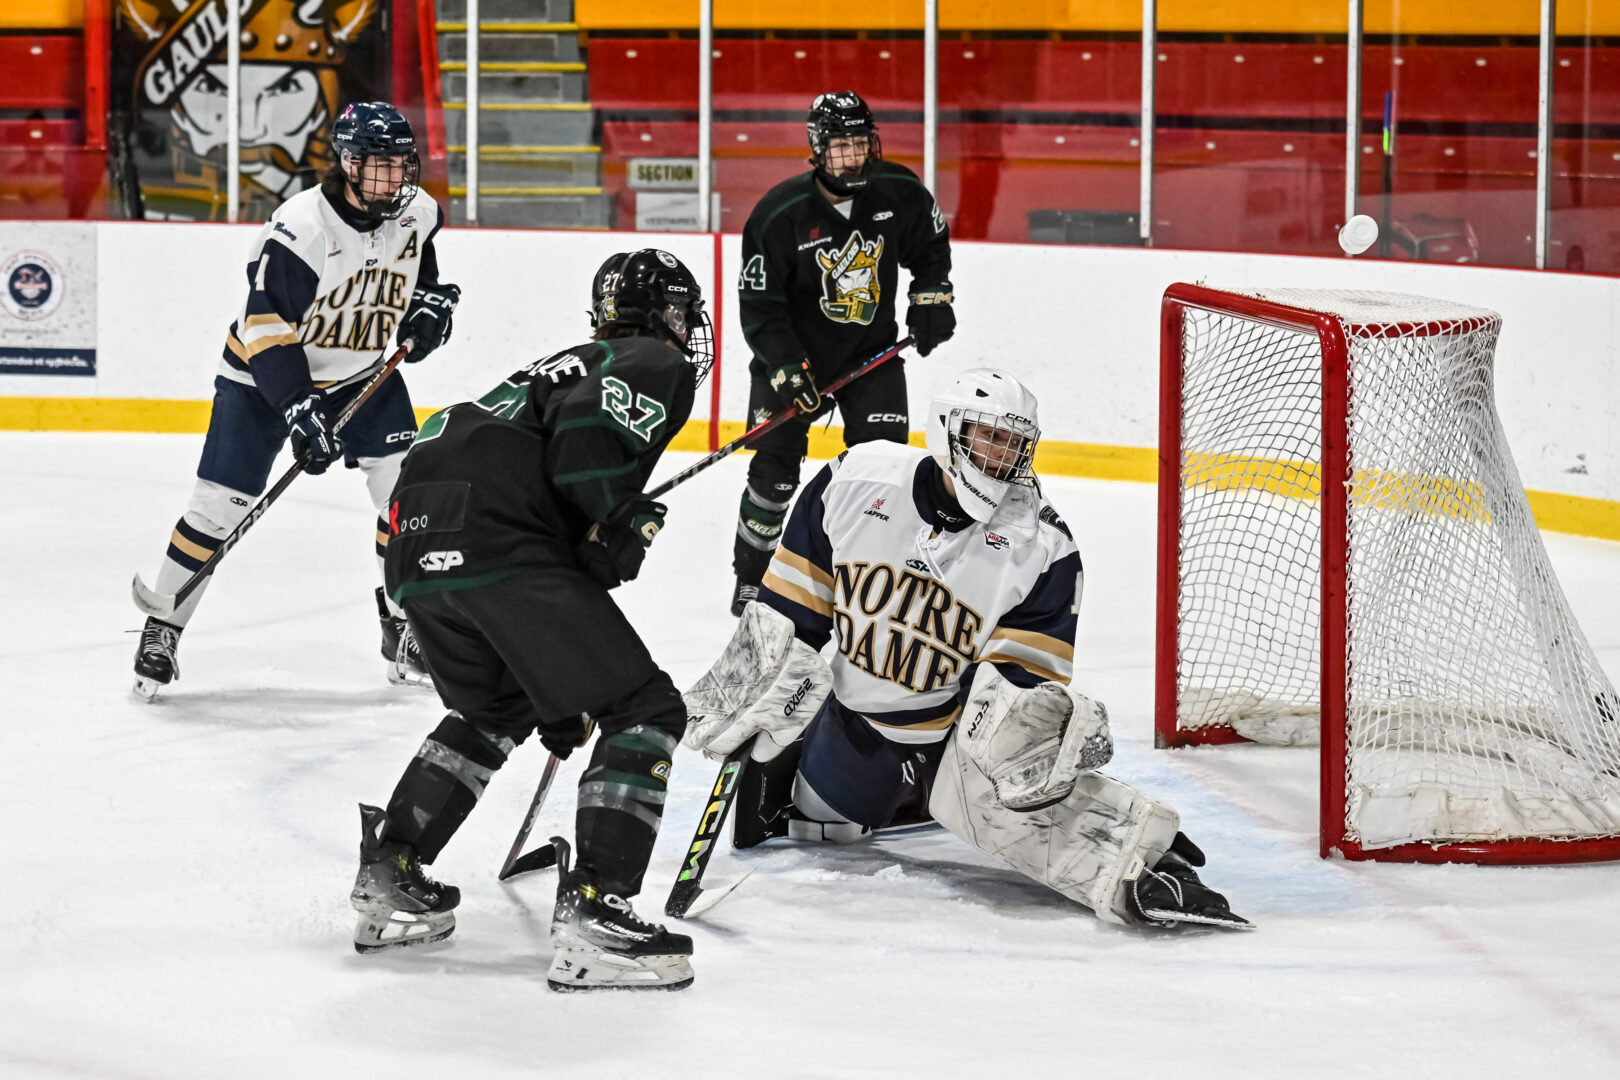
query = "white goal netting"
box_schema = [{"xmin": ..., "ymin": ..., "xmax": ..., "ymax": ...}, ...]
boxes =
[{"xmin": 1172, "ymin": 288, "xmax": 1620, "ymax": 852}]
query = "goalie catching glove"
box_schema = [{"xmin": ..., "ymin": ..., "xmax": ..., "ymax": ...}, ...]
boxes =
[
  {"xmin": 683, "ymin": 602, "xmax": 831, "ymax": 762},
  {"xmin": 958, "ymin": 663, "xmax": 1114, "ymax": 811}
]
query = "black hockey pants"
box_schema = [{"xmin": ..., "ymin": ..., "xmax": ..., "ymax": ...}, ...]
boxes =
[
  {"xmin": 380, "ymin": 568, "xmax": 684, "ymax": 896},
  {"xmin": 733, "ymin": 355, "xmax": 911, "ymax": 583}
]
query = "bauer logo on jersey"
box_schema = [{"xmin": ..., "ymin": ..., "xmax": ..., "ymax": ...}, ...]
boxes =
[{"xmin": 817, "ymin": 231, "xmax": 884, "ymax": 325}]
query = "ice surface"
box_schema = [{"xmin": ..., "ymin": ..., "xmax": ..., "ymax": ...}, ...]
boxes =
[{"xmin": 3, "ymin": 432, "xmax": 1619, "ymax": 1078}]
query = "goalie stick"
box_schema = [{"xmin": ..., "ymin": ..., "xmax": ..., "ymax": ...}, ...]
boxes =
[
  {"xmin": 646, "ymin": 336, "xmax": 913, "ymax": 501},
  {"xmin": 131, "ymin": 340, "xmax": 415, "ymax": 620},
  {"xmin": 498, "ymin": 751, "xmax": 564, "ymax": 881},
  {"xmin": 664, "ymin": 741, "xmax": 752, "ymax": 919}
]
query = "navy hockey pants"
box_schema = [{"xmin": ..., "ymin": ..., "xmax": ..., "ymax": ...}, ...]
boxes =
[{"xmin": 795, "ymin": 695, "xmax": 949, "ymax": 829}]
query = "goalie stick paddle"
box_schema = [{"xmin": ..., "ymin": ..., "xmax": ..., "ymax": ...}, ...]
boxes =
[
  {"xmin": 498, "ymin": 751, "xmax": 563, "ymax": 881},
  {"xmin": 131, "ymin": 340, "xmax": 415, "ymax": 621},
  {"xmin": 664, "ymin": 742, "xmax": 752, "ymax": 919},
  {"xmin": 646, "ymin": 336, "xmax": 913, "ymax": 501}
]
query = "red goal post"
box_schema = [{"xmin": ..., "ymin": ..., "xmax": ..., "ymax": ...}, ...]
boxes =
[{"xmin": 1154, "ymin": 283, "xmax": 1620, "ymax": 865}]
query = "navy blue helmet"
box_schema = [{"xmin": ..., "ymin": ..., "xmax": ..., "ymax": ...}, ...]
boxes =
[
  {"xmin": 331, "ymin": 101, "xmax": 420, "ymax": 220},
  {"xmin": 806, "ymin": 91, "xmax": 881, "ymax": 195}
]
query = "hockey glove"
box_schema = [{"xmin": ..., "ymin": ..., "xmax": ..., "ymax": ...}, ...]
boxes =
[
  {"xmin": 906, "ymin": 283, "xmax": 955, "ymax": 357},
  {"xmin": 575, "ymin": 499, "xmax": 667, "ymax": 589},
  {"xmin": 766, "ymin": 358, "xmax": 821, "ymax": 413},
  {"xmin": 401, "ymin": 281, "xmax": 462, "ymax": 361},
  {"xmin": 283, "ymin": 391, "xmax": 342, "ymax": 475}
]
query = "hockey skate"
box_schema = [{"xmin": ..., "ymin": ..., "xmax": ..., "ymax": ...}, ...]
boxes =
[
  {"xmin": 730, "ymin": 578, "xmax": 760, "ymax": 617},
  {"xmin": 350, "ymin": 804, "xmax": 460, "ymax": 953},
  {"xmin": 132, "ymin": 617, "xmax": 182, "ymax": 701},
  {"xmin": 547, "ymin": 837, "xmax": 694, "ymax": 992},
  {"xmin": 377, "ymin": 587, "xmax": 432, "ymax": 687},
  {"xmin": 1125, "ymin": 833, "xmax": 1252, "ymax": 931}
]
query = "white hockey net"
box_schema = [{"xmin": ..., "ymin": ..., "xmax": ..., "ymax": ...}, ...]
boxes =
[{"xmin": 1171, "ymin": 288, "xmax": 1620, "ymax": 853}]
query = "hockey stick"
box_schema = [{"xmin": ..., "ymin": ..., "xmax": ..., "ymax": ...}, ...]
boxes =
[
  {"xmin": 664, "ymin": 741, "xmax": 752, "ymax": 919},
  {"xmin": 646, "ymin": 336, "xmax": 914, "ymax": 501},
  {"xmin": 498, "ymin": 751, "xmax": 563, "ymax": 881},
  {"xmin": 131, "ymin": 340, "xmax": 415, "ymax": 620}
]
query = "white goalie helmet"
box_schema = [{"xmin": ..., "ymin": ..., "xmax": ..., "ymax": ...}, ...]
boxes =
[{"xmin": 925, "ymin": 368, "xmax": 1042, "ymax": 524}]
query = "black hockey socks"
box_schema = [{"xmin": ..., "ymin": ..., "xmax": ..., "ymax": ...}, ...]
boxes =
[
  {"xmin": 574, "ymin": 723, "xmax": 679, "ymax": 896},
  {"xmin": 384, "ymin": 712, "xmax": 515, "ymax": 861},
  {"xmin": 734, "ymin": 483, "xmax": 792, "ymax": 582}
]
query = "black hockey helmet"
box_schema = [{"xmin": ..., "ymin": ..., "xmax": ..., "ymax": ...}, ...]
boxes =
[
  {"xmin": 590, "ymin": 249, "xmax": 714, "ymax": 386},
  {"xmin": 331, "ymin": 101, "xmax": 420, "ymax": 220},
  {"xmin": 807, "ymin": 91, "xmax": 881, "ymax": 196}
]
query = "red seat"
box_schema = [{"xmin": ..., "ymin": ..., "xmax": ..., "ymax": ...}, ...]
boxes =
[{"xmin": 0, "ymin": 35, "xmax": 82, "ymax": 110}]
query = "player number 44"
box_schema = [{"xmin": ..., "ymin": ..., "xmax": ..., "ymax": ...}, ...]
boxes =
[
  {"xmin": 738, "ymin": 254, "xmax": 767, "ymax": 291},
  {"xmin": 601, "ymin": 375, "xmax": 667, "ymax": 442}
]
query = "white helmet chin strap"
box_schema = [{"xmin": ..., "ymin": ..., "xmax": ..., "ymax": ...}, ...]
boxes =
[{"xmin": 944, "ymin": 453, "xmax": 1012, "ymax": 524}]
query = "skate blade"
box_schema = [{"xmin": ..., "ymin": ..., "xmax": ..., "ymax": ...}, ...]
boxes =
[
  {"xmin": 352, "ymin": 910, "xmax": 456, "ymax": 953},
  {"xmin": 386, "ymin": 663, "xmax": 434, "ymax": 688},
  {"xmin": 1140, "ymin": 907, "xmax": 1255, "ymax": 931},
  {"xmin": 132, "ymin": 677, "xmax": 164, "ymax": 702},
  {"xmin": 545, "ymin": 948, "xmax": 694, "ymax": 992}
]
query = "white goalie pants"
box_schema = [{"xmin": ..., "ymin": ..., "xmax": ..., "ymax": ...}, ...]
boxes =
[{"xmin": 929, "ymin": 736, "xmax": 1180, "ymax": 925}]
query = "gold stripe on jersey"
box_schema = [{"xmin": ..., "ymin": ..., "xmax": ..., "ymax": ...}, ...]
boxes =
[
  {"xmin": 226, "ymin": 324, "xmax": 300, "ymax": 361},
  {"xmin": 243, "ymin": 312, "xmax": 296, "ymax": 334},
  {"xmin": 987, "ymin": 625, "xmax": 1075, "ymax": 662},
  {"xmin": 774, "ymin": 544, "xmax": 835, "ymax": 590},
  {"xmin": 376, "ymin": 528, "xmax": 389, "ymax": 548},
  {"xmin": 866, "ymin": 706, "xmax": 961, "ymax": 732},
  {"xmin": 763, "ymin": 569, "xmax": 834, "ymax": 617},
  {"xmin": 169, "ymin": 527, "xmax": 214, "ymax": 563},
  {"xmin": 981, "ymin": 651, "xmax": 1069, "ymax": 686}
]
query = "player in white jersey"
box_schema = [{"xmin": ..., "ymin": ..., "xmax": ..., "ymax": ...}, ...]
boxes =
[
  {"xmin": 132, "ymin": 102, "xmax": 462, "ymax": 701},
  {"xmin": 685, "ymin": 369, "xmax": 1249, "ymax": 928}
]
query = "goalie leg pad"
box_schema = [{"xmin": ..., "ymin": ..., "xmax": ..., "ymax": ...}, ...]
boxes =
[
  {"xmin": 959, "ymin": 663, "xmax": 1114, "ymax": 811},
  {"xmin": 930, "ymin": 736, "xmax": 1179, "ymax": 925},
  {"xmin": 683, "ymin": 602, "xmax": 831, "ymax": 760}
]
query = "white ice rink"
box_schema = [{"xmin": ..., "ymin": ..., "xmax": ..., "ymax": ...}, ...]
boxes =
[{"xmin": 4, "ymin": 431, "xmax": 1620, "ymax": 1079}]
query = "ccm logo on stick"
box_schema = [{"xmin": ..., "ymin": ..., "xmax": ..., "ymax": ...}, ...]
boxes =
[{"xmin": 418, "ymin": 551, "xmax": 464, "ymax": 571}]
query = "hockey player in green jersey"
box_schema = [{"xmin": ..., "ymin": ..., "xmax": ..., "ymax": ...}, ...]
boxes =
[
  {"xmin": 730, "ymin": 91, "xmax": 955, "ymax": 615},
  {"xmin": 349, "ymin": 249, "xmax": 711, "ymax": 991}
]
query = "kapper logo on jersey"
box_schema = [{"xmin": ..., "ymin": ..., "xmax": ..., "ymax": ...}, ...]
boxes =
[
  {"xmin": 863, "ymin": 498, "xmax": 890, "ymax": 521},
  {"xmin": 831, "ymin": 562, "xmax": 985, "ymax": 693},
  {"xmin": 2, "ymin": 252, "xmax": 64, "ymax": 322},
  {"xmin": 817, "ymin": 231, "xmax": 884, "ymax": 325}
]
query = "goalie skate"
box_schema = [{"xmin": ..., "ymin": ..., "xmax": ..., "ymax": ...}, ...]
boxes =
[
  {"xmin": 547, "ymin": 838, "xmax": 694, "ymax": 992},
  {"xmin": 1126, "ymin": 850, "xmax": 1252, "ymax": 932},
  {"xmin": 349, "ymin": 804, "xmax": 459, "ymax": 953}
]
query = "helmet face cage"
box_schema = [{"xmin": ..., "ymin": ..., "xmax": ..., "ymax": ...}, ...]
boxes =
[
  {"xmin": 807, "ymin": 92, "xmax": 881, "ymax": 194},
  {"xmin": 342, "ymin": 150, "xmax": 421, "ymax": 220},
  {"xmin": 947, "ymin": 407, "xmax": 1040, "ymax": 488}
]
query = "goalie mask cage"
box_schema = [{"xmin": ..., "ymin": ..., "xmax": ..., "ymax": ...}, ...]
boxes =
[{"xmin": 1154, "ymin": 284, "xmax": 1620, "ymax": 864}]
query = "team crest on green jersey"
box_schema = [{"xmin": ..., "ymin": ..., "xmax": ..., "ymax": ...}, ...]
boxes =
[{"xmin": 817, "ymin": 231, "xmax": 884, "ymax": 325}]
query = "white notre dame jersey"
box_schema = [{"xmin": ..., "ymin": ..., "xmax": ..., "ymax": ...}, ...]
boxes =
[
  {"xmin": 218, "ymin": 183, "xmax": 443, "ymax": 398},
  {"xmin": 762, "ymin": 441, "xmax": 1082, "ymax": 744}
]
